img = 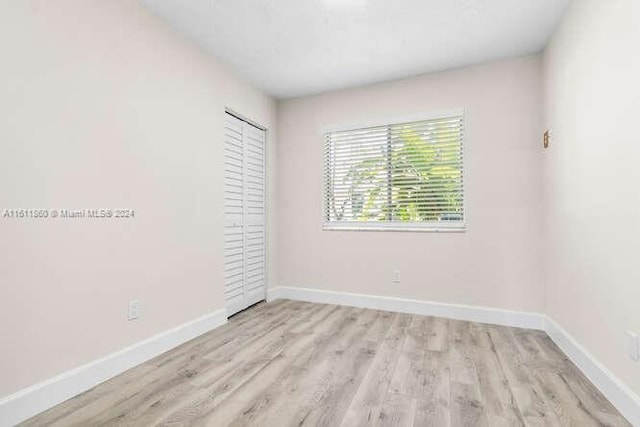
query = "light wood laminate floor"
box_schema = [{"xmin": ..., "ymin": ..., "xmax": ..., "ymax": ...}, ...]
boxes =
[{"xmin": 22, "ymin": 300, "xmax": 630, "ymax": 426}]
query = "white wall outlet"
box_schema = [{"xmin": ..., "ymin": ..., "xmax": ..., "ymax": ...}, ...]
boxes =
[
  {"xmin": 392, "ymin": 270, "xmax": 400, "ymax": 283},
  {"xmin": 628, "ymin": 331, "xmax": 639, "ymax": 361},
  {"xmin": 128, "ymin": 300, "xmax": 140, "ymax": 321}
]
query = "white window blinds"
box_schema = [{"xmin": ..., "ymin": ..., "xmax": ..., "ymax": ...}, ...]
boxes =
[{"xmin": 324, "ymin": 112, "xmax": 465, "ymax": 231}]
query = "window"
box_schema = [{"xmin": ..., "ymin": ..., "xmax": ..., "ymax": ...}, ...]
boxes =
[{"xmin": 324, "ymin": 111, "xmax": 465, "ymax": 231}]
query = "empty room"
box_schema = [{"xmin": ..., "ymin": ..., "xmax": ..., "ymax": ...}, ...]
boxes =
[{"xmin": 1, "ymin": 0, "xmax": 639, "ymax": 425}]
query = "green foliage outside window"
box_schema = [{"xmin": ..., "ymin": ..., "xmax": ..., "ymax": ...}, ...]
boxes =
[{"xmin": 326, "ymin": 120, "xmax": 463, "ymax": 223}]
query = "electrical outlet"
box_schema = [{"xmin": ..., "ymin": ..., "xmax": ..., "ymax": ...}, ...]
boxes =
[
  {"xmin": 128, "ymin": 300, "xmax": 140, "ymax": 321},
  {"xmin": 628, "ymin": 331, "xmax": 639, "ymax": 361},
  {"xmin": 392, "ymin": 270, "xmax": 400, "ymax": 283}
]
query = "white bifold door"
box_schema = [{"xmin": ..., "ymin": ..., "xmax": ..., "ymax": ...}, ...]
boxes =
[{"xmin": 224, "ymin": 112, "xmax": 267, "ymax": 316}]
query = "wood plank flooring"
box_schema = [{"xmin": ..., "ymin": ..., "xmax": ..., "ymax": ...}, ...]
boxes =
[{"xmin": 21, "ymin": 300, "xmax": 630, "ymax": 426}]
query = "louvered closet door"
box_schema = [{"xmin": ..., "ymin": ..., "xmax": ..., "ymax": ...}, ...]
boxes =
[
  {"xmin": 242, "ymin": 123, "xmax": 266, "ymax": 310},
  {"xmin": 224, "ymin": 113, "xmax": 266, "ymax": 316}
]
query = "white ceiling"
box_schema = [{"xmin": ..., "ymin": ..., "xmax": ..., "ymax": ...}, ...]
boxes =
[{"xmin": 142, "ymin": 0, "xmax": 569, "ymax": 99}]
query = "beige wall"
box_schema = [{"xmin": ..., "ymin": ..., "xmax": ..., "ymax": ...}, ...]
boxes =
[
  {"xmin": 543, "ymin": 0, "xmax": 640, "ymax": 394},
  {"xmin": 276, "ymin": 55, "xmax": 545, "ymax": 313},
  {"xmin": 0, "ymin": 1, "xmax": 277, "ymax": 397}
]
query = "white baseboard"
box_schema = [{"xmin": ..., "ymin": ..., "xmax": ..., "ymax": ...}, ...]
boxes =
[
  {"xmin": 4, "ymin": 289, "xmax": 638, "ymax": 426},
  {"xmin": 268, "ymin": 286, "xmax": 640, "ymax": 425},
  {"xmin": 267, "ymin": 286, "xmax": 545, "ymax": 330},
  {"xmin": 0, "ymin": 309, "xmax": 227, "ymax": 427},
  {"xmin": 544, "ymin": 316, "xmax": 640, "ymax": 426}
]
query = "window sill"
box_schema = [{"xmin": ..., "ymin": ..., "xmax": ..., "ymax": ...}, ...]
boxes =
[{"xmin": 323, "ymin": 223, "xmax": 466, "ymax": 233}]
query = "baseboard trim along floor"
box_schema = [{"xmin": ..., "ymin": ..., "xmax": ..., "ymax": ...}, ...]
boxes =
[
  {"xmin": 268, "ymin": 286, "xmax": 545, "ymax": 330},
  {"xmin": 544, "ymin": 316, "xmax": 640, "ymax": 426},
  {"xmin": 0, "ymin": 308, "xmax": 228, "ymax": 427},
  {"xmin": 2, "ymin": 288, "xmax": 639, "ymax": 426},
  {"xmin": 269, "ymin": 286, "xmax": 640, "ymax": 425}
]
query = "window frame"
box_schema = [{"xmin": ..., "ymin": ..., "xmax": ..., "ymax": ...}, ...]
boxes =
[{"xmin": 322, "ymin": 109, "xmax": 466, "ymax": 233}]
